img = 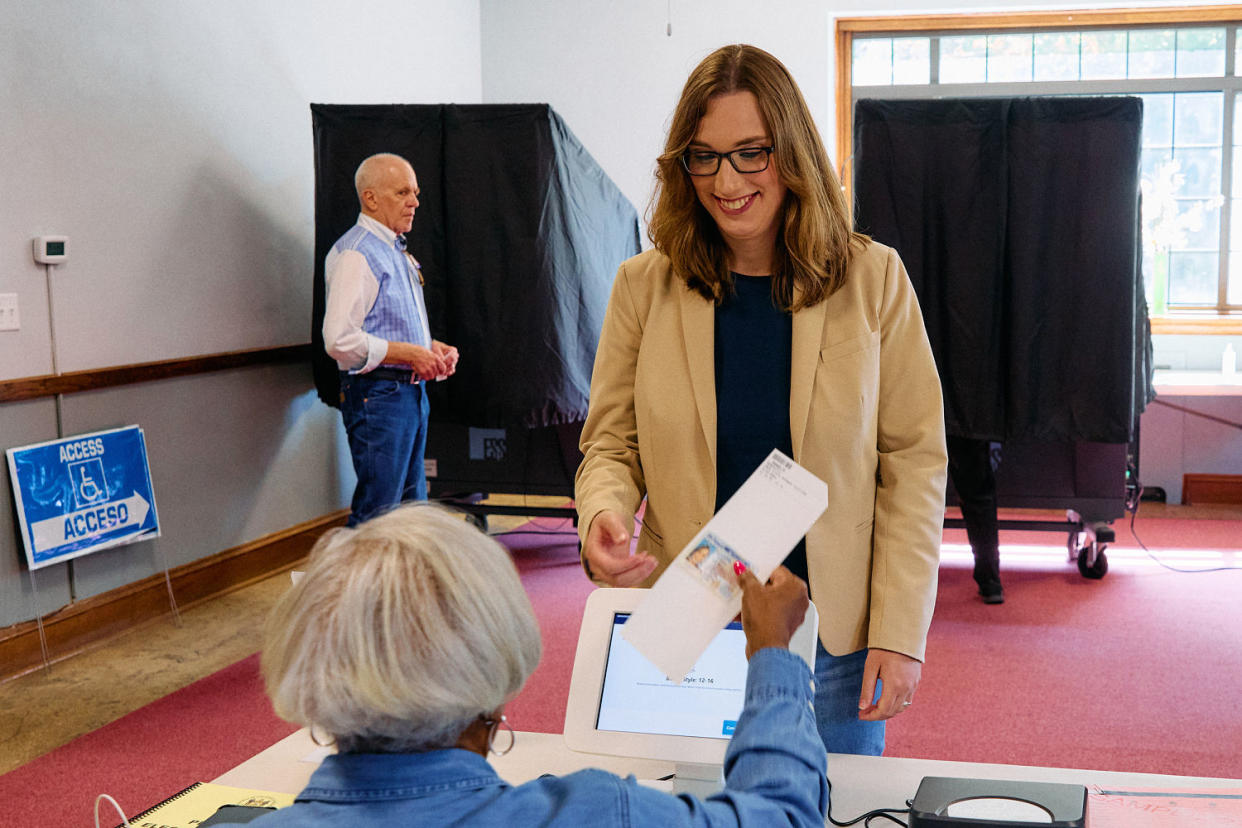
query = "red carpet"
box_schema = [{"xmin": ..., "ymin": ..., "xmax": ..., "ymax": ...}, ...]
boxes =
[
  {"xmin": 0, "ymin": 652, "xmax": 298, "ymax": 826},
  {"xmin": 910, "ymin": 509, "xmax": 1242, "ymax": 778},
  {"xmin": 891, "ymin": 554, "xmax": 1242, "ymax": 777},
  {"xmin": 2, "ymin": 510, "xmax": 1239, "ymax": 826},
  {"xmin": 510, "ymin": 514, "xmax": 1242, "ymax": 780},
  {"xmin": 502, "ymin": 521, "xmax": 596, "ymax": 734}
]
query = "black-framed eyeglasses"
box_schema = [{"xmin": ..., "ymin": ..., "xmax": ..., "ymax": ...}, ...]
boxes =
[{"xmin": 680, "ymin": 146, "xmax": 774, "ymax": 176}]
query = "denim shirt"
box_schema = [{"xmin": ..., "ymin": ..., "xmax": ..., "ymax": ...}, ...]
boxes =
[{"xmin": 222, "ymin": 649, "xmax": 827, "ymax": 827}]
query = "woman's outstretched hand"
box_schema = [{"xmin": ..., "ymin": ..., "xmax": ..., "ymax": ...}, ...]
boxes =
[{"xmin": 582, "ymin": 511, "xmax": 656, "ymax": 586}]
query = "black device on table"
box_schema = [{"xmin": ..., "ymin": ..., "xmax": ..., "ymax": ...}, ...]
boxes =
[{"xmin": 198, "ymin": 804, "xmax": 278, "ymax": 825}]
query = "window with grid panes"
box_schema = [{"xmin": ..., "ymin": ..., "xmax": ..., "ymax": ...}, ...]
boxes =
[{"xmin": 844, "ymin": 19, "xmax": 1242, "ymax": 317}]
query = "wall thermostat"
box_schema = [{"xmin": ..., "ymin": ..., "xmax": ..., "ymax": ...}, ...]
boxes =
[{"xmin": 33, "ymin": 235, "xmax": 69, "ymax": 265}]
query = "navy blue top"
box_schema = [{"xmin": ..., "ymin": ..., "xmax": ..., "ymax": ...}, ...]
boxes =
[{"xmin": 714, "ymin": 274, "xmax": 807, "ymax": 584}]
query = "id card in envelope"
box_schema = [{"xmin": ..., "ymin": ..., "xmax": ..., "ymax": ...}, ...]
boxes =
[{"xmin": 621, "ymin": 450, "xmax": 827, "ymax": 681}]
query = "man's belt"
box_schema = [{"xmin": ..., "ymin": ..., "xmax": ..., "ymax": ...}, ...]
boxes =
[{"xmin": 358, "ymin": 367, "xmax": 422, "ymax": 384}]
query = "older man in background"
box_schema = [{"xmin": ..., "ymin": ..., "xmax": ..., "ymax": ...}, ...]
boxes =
[{"xmin": 323, "ymin": 153, "xmax": 459, "ymax": 526}]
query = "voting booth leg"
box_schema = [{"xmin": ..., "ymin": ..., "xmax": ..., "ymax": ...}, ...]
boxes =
[{"xmin": 25, "ymin": 568, "xmax": 53, "ymax": 677}]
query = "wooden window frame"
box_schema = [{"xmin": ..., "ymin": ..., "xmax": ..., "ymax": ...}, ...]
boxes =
[{"xmin": 835, "ymin": 5, "xmax": 1242, "ymax": 335}]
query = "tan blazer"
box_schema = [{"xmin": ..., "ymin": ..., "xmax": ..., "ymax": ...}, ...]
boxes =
[{"xmin": 575, "ymin": 243, "xmax": 947, "ymax": 660}]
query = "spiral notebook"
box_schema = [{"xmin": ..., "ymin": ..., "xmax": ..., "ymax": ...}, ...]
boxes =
[{"xmin": 113, "ymin": 781, "xmax": 295, "ymax": 828}]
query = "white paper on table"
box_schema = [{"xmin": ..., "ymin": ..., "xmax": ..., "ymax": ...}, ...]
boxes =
[
  {"xmin": 301, "ymin": 744, "xmax": 334, "ymax": 763},
  {"xmin": 621, "ymin": 449, "xmax": 827, "ymax": 682}
]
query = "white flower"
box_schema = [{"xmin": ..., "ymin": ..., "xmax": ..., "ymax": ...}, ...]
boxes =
[{"xmin": 1141, "ymin": 158, "xmax": 1223, "ymax": 252}]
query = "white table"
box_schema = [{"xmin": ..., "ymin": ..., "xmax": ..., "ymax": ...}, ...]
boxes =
[
  {"xmin": 216, "ymin": 728, "xmax": 1242, "ymax": 826},
  {"xmin": 1153, "ymin": 368, "xmax": 1242, "ymax": 396}
]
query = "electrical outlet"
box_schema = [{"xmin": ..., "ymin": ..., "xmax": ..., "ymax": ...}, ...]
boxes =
[{"xmin": 0, "ymin": 293, "xmax": 18, "ymax": 332}]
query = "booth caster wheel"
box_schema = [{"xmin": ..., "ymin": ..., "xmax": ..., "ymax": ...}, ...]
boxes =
[{"xmin": 1077, "ymin": 545, "xmax": 1109, "ymax": 579}]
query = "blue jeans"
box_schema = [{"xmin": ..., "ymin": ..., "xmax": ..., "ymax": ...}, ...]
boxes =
[
  {"xmin": 339, "ymin": 373, "xmax": 430, "ymax": 527},
  {"xmin": 813, "ymin": 641, "xmax": 886, "ymax": 755}
]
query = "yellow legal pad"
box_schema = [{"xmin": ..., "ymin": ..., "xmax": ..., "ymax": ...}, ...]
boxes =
[{"xmin": 118, "ymin": 780, "xmax": 295, "ymax": 827}]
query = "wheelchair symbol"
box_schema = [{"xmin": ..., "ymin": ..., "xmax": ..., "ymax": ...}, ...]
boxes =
[{"xmin": 69, "ymin": 459, "xmax": 109, "ymax": 508}]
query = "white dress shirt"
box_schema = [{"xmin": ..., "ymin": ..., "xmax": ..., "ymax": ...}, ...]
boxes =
[{"xmin": 322, "ymin": 213, "xmax": 429, "ymax": 373}]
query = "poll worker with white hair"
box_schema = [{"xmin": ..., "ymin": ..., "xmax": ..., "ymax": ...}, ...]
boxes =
[
  {"xmin": 322, "ymin": 152, "xmax": 460, "ymax": 526},
  {"xmin": 214, "ymin": 503, "xmax": 828, "ymax": 827}
]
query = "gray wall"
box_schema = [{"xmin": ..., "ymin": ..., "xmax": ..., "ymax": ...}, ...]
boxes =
[{"xmin": 0, "ymin": 0, "xmax": 483, "ymax": 627}]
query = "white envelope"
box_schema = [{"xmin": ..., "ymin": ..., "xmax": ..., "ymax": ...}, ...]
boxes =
[{"xmin": 621, "ymin": 449, "xmax": 827, "ymax": 681}]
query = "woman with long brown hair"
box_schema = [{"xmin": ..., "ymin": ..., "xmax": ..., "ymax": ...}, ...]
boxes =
[{"xmin": 575, "ymin": 44, "xmax": 947, "ymax": 755}]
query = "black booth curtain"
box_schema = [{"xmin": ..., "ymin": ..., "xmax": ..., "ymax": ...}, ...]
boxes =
[
  {"xmin": 853, "ymin": 97, "xmax": 1154, "ymax": 445},
  {"xmin": 311, "ymin": 104, "xmax": 640, "ymax": 428}
]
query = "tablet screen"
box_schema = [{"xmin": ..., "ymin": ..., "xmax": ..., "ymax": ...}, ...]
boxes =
[{"xmin": 596, "ymin": 612, "xmax": 749, "ymax": 740}]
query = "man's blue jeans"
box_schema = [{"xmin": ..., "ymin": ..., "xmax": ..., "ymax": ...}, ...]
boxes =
[
  {"xmin": 339, "ymin": 373, "xmax": 429, "ymax": 527},
  {"xmin": 813, "ymin": 641, "xmax": 886, "ymax": 755}
]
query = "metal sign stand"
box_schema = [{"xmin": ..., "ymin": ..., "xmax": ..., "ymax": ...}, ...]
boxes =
[
  {"xmin": 155, "ymin": 547, "xmax": 182, "ymax": 627},
  {"xmin": 24, "ymin": 568, "xmax": 53, "ymax": 677},
  {"xmin": 19, "ymin": 263, "xmax": 180, "ymax": 681}
]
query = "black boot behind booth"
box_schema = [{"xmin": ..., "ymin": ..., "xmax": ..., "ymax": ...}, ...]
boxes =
[{"xmin": 852, "ymin": 96, "xmax": 1157, "ymax": 578}]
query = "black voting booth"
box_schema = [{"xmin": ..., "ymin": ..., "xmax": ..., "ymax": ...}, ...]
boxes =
[
  {"xmin": 311, "ymin": 104, "xmax": 640, "ymax": 521},
  {"xmin": 853, "ymin": 97, "xmax": 1155, "ymax": 576}
]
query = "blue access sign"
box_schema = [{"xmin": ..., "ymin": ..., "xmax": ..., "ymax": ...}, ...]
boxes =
[{"xmin": 6, "ymin": 425, "xmax": 160, "ymax": 570}]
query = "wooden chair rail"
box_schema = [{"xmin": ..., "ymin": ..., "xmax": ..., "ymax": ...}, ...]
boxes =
[
  {"xmin": 0, "ymin": 344, "xmax": 313, "ymax": 403},
  {"xmin": 0, "ymin": 509, "xmax": 347, "ymax": 684}
]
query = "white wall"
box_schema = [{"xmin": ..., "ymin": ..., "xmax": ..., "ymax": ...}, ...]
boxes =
[
  {"xmin": 0, "ymin": 0, "xmax": 483, "ymax": 627},
  {"xmin": 0, "ymin": 0, "xmax": 482, "ymax": 380},
  {"xmin": 482, "ymin": 0, "xmax": 836, "ymax": 229},
  {"xmin": 481, "ymin": 0, "xmax": 1240, "ymax": 229}
]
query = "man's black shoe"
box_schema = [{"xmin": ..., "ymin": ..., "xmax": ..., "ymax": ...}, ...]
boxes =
[{"xmin": 979, "ymin": 584, "xmax": 1005, "ymax": 604}]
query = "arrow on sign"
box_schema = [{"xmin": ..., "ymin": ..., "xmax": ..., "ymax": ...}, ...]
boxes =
[{"xmin": 30, "ymin": 493, "xmax": 152, "ymax": 553}]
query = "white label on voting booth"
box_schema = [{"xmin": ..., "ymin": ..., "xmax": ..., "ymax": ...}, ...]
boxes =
[
  {"xmin": 6, "ymin": 425, "xmax": 161, "ymax": 569},
  {"xmin": 621, "ymin": 449, "xmax": 827, "ymax": 682}
]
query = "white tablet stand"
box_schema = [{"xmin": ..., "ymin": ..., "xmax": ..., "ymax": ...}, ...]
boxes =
[{"xmin": 564, "ymin": 588, "xmax": 819, "ymax": 795}]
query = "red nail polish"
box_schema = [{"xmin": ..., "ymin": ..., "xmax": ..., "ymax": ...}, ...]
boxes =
[{"xmin": 733, "ymin": 561, "xmax": 747, "ymax": 576}]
